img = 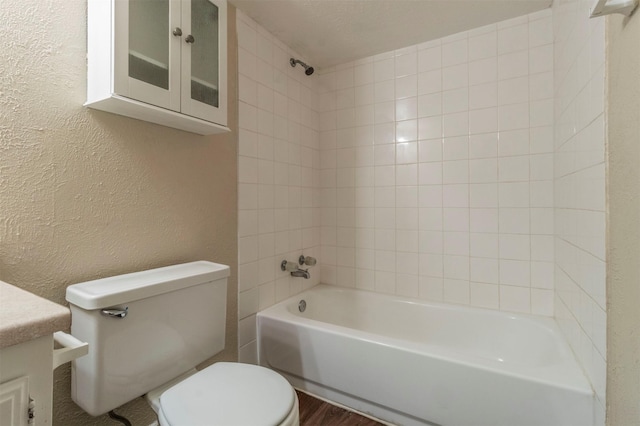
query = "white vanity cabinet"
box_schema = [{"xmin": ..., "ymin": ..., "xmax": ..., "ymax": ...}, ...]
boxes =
[
  {"xmin": 0, "ymin": 337, "xmax": 53, "ymax": 426},
  {"xmin": 86, "ymin": 0, "xmax": 229, "ymax": 135},
  {"xmin": 0, "ymin": 282, "xmax": 86, "ymax": 426}
]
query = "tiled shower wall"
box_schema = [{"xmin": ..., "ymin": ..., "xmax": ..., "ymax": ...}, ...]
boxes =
[
  {"xmin": 317, "ymin": 10, "xmax": 555, "ymax": 315},
  {"xmin": 236, "ymin": 11, "xmax": 321, "ymax": 363},
  {"xmin": 236, "ymin": 9, "xmax": 607, "ymax": 418},
  {"xmin": 552, "ymin": 0, "xmax": 606, "ymax": 422}
]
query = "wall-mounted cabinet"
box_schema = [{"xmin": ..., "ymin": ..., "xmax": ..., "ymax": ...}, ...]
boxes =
[{"xmin": 86, "ymin": 0, "xmax": 229, "ymax": 135}]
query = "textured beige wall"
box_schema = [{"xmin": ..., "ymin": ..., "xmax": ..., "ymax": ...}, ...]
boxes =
[
  {"xmin": 0, "ymin": 1, "xmax": 238, "ymax": 425},
  {"xmin": 606, "ymin": 12, "xmax": 640, "ymax": 426}
]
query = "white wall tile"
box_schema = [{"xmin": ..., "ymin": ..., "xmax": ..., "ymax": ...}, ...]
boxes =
[
  {"xmin": 469, "ymin": 108, "xmax": 498, "ymax": 134},
  {"xmin": 529, "ymin": 15, "xmax": 552, "ymax": 46},
  {"xmin": 499, "ymin": 208, "xmax": 530, "ymax": 234},
  {"xmin": 396, "ymin": 97, "xmax": 417, "ymax": 121},
  {"xmin": 469, "ymin": 83, "xmax": 497, "ymax": 109},
  {"xmin": 443, "ymin": 88, "xmax": 469, "ymax": 114},
  {"xmin": 442, "ymin": 39, "xmax": 468, "ymax": 67},
  {"xmin": 470, "ymin": 282, "xmax": 499, "ymax": 308},
  {"xmin": 419, "ymin": 185, "xmax": 443, "ymax": 208},
  {"xmin": 469, "ymin": 32, "xmax": 497, "ymax": 61},
  {"xmin": 498, "ymin": 77, "xmax": 529, "ymax": 105},
  {"xmin": 498, "ymin": 50, "xmax": 529, "ymax": 80},
  {"xmin": 239, "ymin": 340, "xmax": 258, "ymax": 365},
  {"xmin": 395, "ymin": 53, "xmax": 417, "ymax": 77},
  {"xmin": 470, "ymin": 233, "xmax": 499, "ymax": 258},
  {"xmin": 469, "ymin": 58, "xmax": 497, "ymax": 85},
  {"xmin": 499, "ymin": 182, "xmax": 530, "ymax": 207},
  {"xmin": 500, "ymin": 285, "xmax": 530, "ymax": 313},
  {"xmin": 442, "ymin": 160, "xmax": 468, "ymax": 184},
  {"xmin": 374, "ymin": 123, "xmax": 396, "ymax": 145},
  {"xmin": 499, "ymin": 156, "xmax": 530, "ymax": 182},
  {"xmin": 529, "ymin": 44, "xmax": 553, "ymax": 74},
  {"xmin": 470, "ymin": 183, "xmax": 498, "ymax": 208},
  {"xmin": 470, "ymin": 159, "xmax": 497, "ymax": 183},
  {"xmin": 374, "ymin": 80, "xmax": 395, "ymax": 103},
  {"xmin": 398, "ymin": 229, "xmax": 420, "ymax": 252},
  {"xmin": 497, "ymin": 23, "xmax": 529, "ymax": 55},
  {"xmin": 396, "ymin": 122, "xmax": 418, "ymax": 144},
  {"xmin": 443, "ymin": 232, "xmax": 469, "ymax": 255},
  {"xmin": 396, "ymin": 75, "xmax": 418, "ymax": 100},
  {"xmin": 444, "ymin": 279, "xmax": 470, "ymax": 304},
  {"xmin": 500, "ymin": 259, "xmax": 530, "ymax": 286},
  {"xmin": 443, "ymin": 112, "xmax": 469, "ymax": 137},
  {"xmin": 238, "ymin": 263, "xmax": 260, "ymax": 300},
  {"xmin": 498, "ymin": 102, "xmax": 529, "ymax": 131},
  {"xmin": 470, "ymin": 257, "xmax": 499, "ymax": 284},
  {"xmin": 531, "ymin": 288, "xmax": 553, "ymax": 315},
  {"xmin": 418, "ymin": 117, "xmax": 443, "ymax": 140},
  {"xmin": 375, "ymin": 58, "xmax": 395, "ymax": 81},
  {"xmin": 471, "ymin": 208, "xmax": 498, "ymax": 233},
  {"xmin": 443, "ymin": 208, "xmax": 469, "ymax": 232},
  {"xmin": 442, "ymin": 64, "xmax": 469, "ymax": 90},
  {"xmin": 354, "ymin": 63, "xmax": 374, "ymax": 85},
  {"xmin": 443, "ymin": 184, "xmax": 469, "ymax": 207},
  {"xmin": 418, "ymin": 139, "xmax": 443, "ymax": 163},
  {"xmin": 355, "ymin": 83, "xmax": 375, "ymax": 105},
  {"xmin": 469, "ymin": 133, "xmax": 498, "ymax": 158},
  {"xmin": 499, "ymin": 234, "xmax": 530, "ymax": 260},
  {"xmin": 396, "ymin": 170, "xmax": 418, "ymax": 192},
  {"xmin": 443, "ymin": 136, "xmax": 469, "ymax": 160},
  {"xmin": 418, "ymin": 46, "xmax": 442, "ymax": 72}
]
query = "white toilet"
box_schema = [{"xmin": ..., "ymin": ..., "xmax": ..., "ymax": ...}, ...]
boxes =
[{"xmin": 66, "ymin": 261, "xmax": 299, "ymax": 426}]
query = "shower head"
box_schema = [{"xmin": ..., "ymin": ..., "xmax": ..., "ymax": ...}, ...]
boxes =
[{"xmin": 290, "ymin": 58, "xmax": 314, "ymax": 76}]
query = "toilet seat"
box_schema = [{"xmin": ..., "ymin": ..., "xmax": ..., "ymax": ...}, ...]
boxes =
[{"xmin": 158, "ymin": 362, "xmax": 296, "ymax": 426}]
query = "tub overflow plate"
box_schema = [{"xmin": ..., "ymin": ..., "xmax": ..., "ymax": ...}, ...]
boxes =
[{"xmin": 298, "ymin": 300, "xmax": 306, "ymax": 312}]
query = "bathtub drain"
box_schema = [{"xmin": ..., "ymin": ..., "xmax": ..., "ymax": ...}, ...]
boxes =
[{"xmin": 298, "ymin": 299, "xmax": 306, "ymax": 312}]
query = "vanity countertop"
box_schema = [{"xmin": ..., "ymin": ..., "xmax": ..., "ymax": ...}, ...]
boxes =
[{"xmin": 0, "ymin": 281, "xmax": 70, "ymax": 349}]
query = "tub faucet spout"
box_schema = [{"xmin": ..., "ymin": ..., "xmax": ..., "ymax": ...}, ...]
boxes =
[{"xmin": 291, "ymin": 268, "xmax": 310, "ymax": 279}]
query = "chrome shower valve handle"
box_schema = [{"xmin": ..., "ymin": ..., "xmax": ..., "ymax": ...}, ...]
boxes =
[{"xmin": 298, "ymin": 255, "xmax": 317, "ymax": 266}]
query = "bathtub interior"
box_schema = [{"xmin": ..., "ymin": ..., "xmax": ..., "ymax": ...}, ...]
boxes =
[{"xmin": 284, "ymin": 285, "xmax": 587, "ymax": 372}]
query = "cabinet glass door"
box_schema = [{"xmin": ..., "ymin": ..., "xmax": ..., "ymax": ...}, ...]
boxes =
[
  {"xmin": 190, "ymin": 0, "xmax": 219, "ymax": 107},
  {"xmin": 129, "ymin": 0, "xmax": 170, "ymax": 90},
  {"xmin": 181, "ymin": 0, "xmax": 227, "ymax": 125},
  {"xmin": 114, "ymin": 0, "xmax": 181, "ymax": 112}
]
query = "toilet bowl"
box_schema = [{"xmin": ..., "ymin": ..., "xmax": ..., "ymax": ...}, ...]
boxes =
[
  {"xmin": 146, "ymin": 362, "xmax": 299, "ymax": 426},
  {"xmin": 65, "ymin": 261, "xmax": 299, "ymax": 425}
]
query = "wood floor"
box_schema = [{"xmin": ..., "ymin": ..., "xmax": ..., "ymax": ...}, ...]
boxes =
[{"xmin": 296, "ymin": 390, "xmax": 385, "ymax": 426}]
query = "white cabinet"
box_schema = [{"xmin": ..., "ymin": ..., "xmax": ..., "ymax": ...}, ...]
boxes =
[
  {"xmin": 86, "ymin": 0, "xmax": 229, "ymax": 135},
  {"xmin": 0, "ymin": 377, "xmax": 30, "ymax": 426},
  {"xmin": 0, "ymin": 337, "xmax": 52, "ymax": 426},
  {"xmin": 0, "ymin": 334, "xmax": 88, "ymax": 426}
]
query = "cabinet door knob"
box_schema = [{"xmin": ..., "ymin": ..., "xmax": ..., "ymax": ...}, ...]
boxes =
[
  {"xmin": 185, "ymin": 34, "xmax": 195, "ymax": 44},
  {"xmin": 172, "ymin": 27, "xmax": 182, "ymax": 37}
]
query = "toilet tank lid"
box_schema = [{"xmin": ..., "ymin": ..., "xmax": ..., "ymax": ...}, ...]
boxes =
[{"xmin": 66, "ymin": 261, "xmax": 230, "ymax": 310}]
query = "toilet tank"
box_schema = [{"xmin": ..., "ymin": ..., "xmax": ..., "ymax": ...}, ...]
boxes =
[{"xmin": 65, "ymin": 261, "xmax": 229, "ymax": 416}]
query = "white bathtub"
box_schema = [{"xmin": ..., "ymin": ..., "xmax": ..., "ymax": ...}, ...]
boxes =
[{"xmin": 257, "ymin": 284, "xmax": 593, "ymax": 426}]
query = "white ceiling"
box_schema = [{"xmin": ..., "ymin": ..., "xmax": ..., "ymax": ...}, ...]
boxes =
[{"xmin": 229, "ymin": 0, "xmax": 552, "ymax": 70}]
